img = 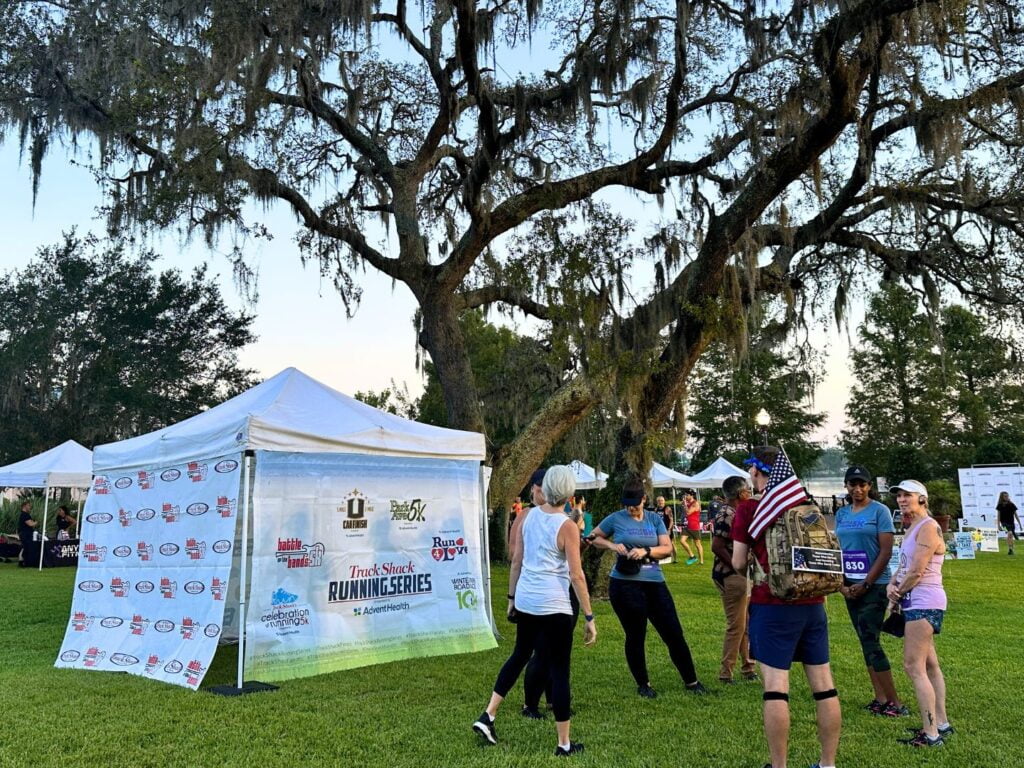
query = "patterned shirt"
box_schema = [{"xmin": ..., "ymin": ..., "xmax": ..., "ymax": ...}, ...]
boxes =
[{"xmin": 711, "ymin": 500, "xmax": 738, "ymax": 585}]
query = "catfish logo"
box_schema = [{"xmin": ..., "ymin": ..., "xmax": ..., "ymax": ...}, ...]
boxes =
[
  {"xmin": 82, "ymin": 543, "xmax": 106, "ymax": 563},
  {"xmin": 144, "ymin": 654, "xmax": 160, "ymax": 675},
  {"xmin": 180, "ymin": 616, "xmax": 198, "ymax": 640},
  {"xmin": 216, "ymin": 496, "xmax": 236, "ymax": 518},
  {"xmin": 184, "ymin": 659, "xmax": 207, "ymax": 686},
  {"xmin": 71, "ymin": 612, "xmax": 93, "ymax": 632},
  {"xmin": 187, "ymin": 461, "xmax": 208, "ymax": 482},
  {"xmin": 83, "ymin": 647, "xmax": 105, "ymax": 667},
  {"xmin": 118, "ymin": 508, "xmax": 132, "ymax": 528},
  {"xmin": 160, "ymin": 578, "xmax": 177, "ymax": 599},
  {"xmin": 211, "ymin": 577, "xmax": 226, "ymax": 601},
  {"xmin": 341, "ymin": 488, "xmax": 371, "ymax": 530},
  {"xmin": 130, "ymin": 614, "xmax": 150, "ymax": 636},
  {"xmin": 161, "ymin": 503, "xmax": 179, "ymax": 523},
  {"xmin": 431, "ymin": 535, "xmax": 468, "ymax": 562},
  {"xmin": 93, "ymin": 476, "xmax": 111, "ymax": 495},
  {"xmin": 137, "ymin": 470, "xmax": 154, "ymax": 490},
  {"xmin": 137, "ymin": 541, "xmax": 153, "ymax": 561},
  {"xmin": 110, "ymin": 578, "xmax": 130, "ymax": 597},
  {"xmin": 185, "ymin": 538, "xmax": 206, "ymax": 560}
]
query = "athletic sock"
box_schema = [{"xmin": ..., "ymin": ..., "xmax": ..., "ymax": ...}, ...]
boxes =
[{"xmin": 558, "ymin": 742, "xmax": 571, "ymax": 751}]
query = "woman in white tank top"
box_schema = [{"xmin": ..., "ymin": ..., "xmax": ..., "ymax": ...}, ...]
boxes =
[{"xmin": 474, "ymin": 465, "xmax": 597, "ymax": 757}]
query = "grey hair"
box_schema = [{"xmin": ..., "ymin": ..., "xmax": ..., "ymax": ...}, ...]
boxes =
[{"xmin": 542, "ymin": 465, "xmax": 577, "ymax": 507}]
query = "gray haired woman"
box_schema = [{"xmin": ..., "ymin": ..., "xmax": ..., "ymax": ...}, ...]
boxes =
[{"xmin": 474, "ymin": 465, "xmax": 597, "ymax": 757}]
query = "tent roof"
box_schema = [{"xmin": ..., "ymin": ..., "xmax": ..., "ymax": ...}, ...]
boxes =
[
  {"xmin": 686, "ymin": 456, "xmax": 748, "ymax": 488},
  {"xmin": 569, "ymin": 460, "xmax": 608, "ymax": 490},
  {"xmin": 93, "ymin": 367, "xmax": 486, "ymax": 472},
  {"xmin": 0, "ymin": 440, "xmax": 93, "ymax": 488},
  {"xmin": 649, "ymin": 462, "xmax": 693, "ymax": 489}
]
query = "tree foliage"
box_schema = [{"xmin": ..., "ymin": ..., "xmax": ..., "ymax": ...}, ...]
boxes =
[
  {"xmin": 8, "ymin": 1, "xmax": 1024, "ymax": 555},
  {"xmin": 0, "ymin": 232, "xmax": 256, "ymax": 462}
]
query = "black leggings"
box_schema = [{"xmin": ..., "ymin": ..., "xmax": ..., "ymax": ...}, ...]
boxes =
[
  {"xmin": 524, "ymin": 588, "xmax": 579, "ymax": 708},
  {"xmin": 608, "ymin": 578, "xmax": 698, "ymax": 686},
  {"xmin": 493, "ymin": 610, "xmax": 575, "ymax": 721}
]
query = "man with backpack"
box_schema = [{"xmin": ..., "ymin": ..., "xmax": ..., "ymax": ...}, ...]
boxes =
[{"xmin": 731, "ymin": 446, "xmax": 841, "ymax": 768}]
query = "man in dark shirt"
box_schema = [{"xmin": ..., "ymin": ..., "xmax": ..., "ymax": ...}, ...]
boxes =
[
  {"xmin": 731, "ymin": 446, "xmax": 840, "ymax": 768},
  {"xmin": 654, "ymin": 496, "xmax": 676, "ymax": 561},
  {"xmin": 710, "ymin": 476, "xmax": 757, "ymax": 683},
  {"xmin": 17, "ymin": 501, "xmax": 37, "ymax": 565}
]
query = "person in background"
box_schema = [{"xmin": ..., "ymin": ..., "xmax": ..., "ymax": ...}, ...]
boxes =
[
  {"xmin": 732, "ymin": 446, "xmax": 840, "ymax": 768},
  {"xmin": 710, "ymin": 475, "xmax": 757, "ymax": 683},
  {"xmin": 887, "ymin": 480, "xmax": 953, "ymax": 748},
  {"xmin": 17, "ymin": 501, "xmax": 37, "ymax": 566},
  {"xmin": 55, "ymin": 505, "xmax": 77, "ymax": 540},
  {"xmin": 474, "ymin": 466, "xmax": 596, "ymax": 757},
  {"xmin": 579, "ymin": 497, "xmax": 593, "ymax": 537},
  {"xmin": 654, "ymin": 495, "xmax": 676, "ymax": 561},
  {"xmin": 589, "ymin": 478, "xmax": 707, "ymax": 698},
  {"xmin": 996, "ymin": 491, "xmax": 1021, "ymax": 555},
  {"xmin": 835, "ymin": 466, "xmax": 906, "ymax": 718},
  {"xmin": 680, "ymin": 489, "xmax": 704, "ymax": 565}
]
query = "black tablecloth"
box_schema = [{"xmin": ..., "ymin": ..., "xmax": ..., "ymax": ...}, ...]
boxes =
[{"xmin": 20, "ymin": 539, "xmax": 80, "ymax": 567}]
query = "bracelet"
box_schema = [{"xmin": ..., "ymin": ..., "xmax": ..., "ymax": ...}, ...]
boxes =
[
  {"xmin": 584, "ymin": 614, "xmax": 594, "ymax": 622},
  {"xmin": 507, "ymin": 594, "xmax": 515, "ymax": 600}
]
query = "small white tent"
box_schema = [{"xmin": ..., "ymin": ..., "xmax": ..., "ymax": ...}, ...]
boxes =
[
  {"xmin": 687, "ymin": 456, "xmax": 748, "ymax": 489},
  {"xmin": 570, "ymin": 460, "xmax": 608, "ymax": 490},
  {"xmin": 649, "ymin": 462, "xmax": 693, "ymax": 489},
  {"xmin": 0, "ymin": 440, "xmax": 92, "ymax": 569},
  {"xmin": 58, "ymin": 368, "xmax": 494, "ymax": 691}
]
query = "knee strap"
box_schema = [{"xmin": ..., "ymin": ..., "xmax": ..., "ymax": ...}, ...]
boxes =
[
  {"xmin": 763, "ymin": 691, "xmax": 789, "ymax": 702},
  {"xmin": 813, "ymin": 688, "xmax": 838, "ymax": 701}
]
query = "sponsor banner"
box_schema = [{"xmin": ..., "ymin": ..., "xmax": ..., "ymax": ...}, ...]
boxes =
[
  {"xmin": 981, "ymin": 530, "xmax": 1000, "ymax": 552},
  {"xmin": 958, "ymin": 466, "xmax": 1024, "ymax": 531},
  {"xmin": 54, "ymin": 454, "xmax": 241, "ymax": 690},
  {"xmin": 954, "ymin": 532, "xmax": 976, "ymax": 560},
  {"xmin": 245, "ymin": 452, "xmax": 495, "ymax": 682}
]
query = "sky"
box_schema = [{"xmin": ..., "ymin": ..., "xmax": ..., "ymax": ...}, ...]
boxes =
[{"xmin": 0, "ymin": 138, "xmax": 855, "ymax": 446}]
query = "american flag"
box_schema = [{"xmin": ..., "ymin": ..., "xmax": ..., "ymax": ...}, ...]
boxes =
[{"xmin": 749, "ymin": 448, "xmax": 808, "ymax": 539}]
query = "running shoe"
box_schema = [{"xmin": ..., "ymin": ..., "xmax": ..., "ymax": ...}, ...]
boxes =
[
  {"xmin": 742, "ymin": 671, "xmax": 760, "ymax": 682},
  {"xmin": 879, "ymin": 701, "xmax": 910, "ymax": 717},
  {"xmin": 472, "ymin": 712, "xmax": 497, "ymax": 745},
  {"xmin": 906, "ymin": 723, "xmax": 955, "ymax": 737},
  {"xmin": 637, "ymin": 684, "xmax": 658, "ymax": 699},
  {"xmin": 554, "ymin": 742, "xmax": 585, "ymax": 757},
  {"xmin": 899, "ymin": 732, "xmax": 943, "ymax": 747},
  {"xmin": 685, "ymin": 681, "xmax": 709, "ymax": 695},
  {"xmin": 685, "ymin": 557, "xmax": 698, "ymax": 565},
  {"xmin": 521, "ymin": 705, "xmax": 545, "ymax": 720},
  {"xmin": 864, "ymin": 699, "xmax": 884, "ymax": 714}
]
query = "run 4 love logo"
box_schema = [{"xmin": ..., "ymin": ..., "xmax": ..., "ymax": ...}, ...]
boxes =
[
  {"xmin": 72, "ymin": 612, "xmax": 93, "ymax": 632},
  {"xmin": 216, "ymin": 496, "xmax": 236, "ymax": 518},
  {"xmin": 184, "ymin": 659, "xmax": 207, "ymax": 687},
  {"xmin": 144, "ymin": 654, "xmax": 160, "ymax": 675},
  {"xmin": 130, "ymin": 615, "xmax": 150, "ymax": 636},
  {"xmin": 211, "ymin": 577, "xmax": 226, "ymax": 601},
  {"xmin": 431, "ymin": 535, "xmax": 468, "ymax": 562},
  {"xmin": 93, "ymin": 476, "xmax": 111, "ymax": 495},
  {"xmin": 162, "ymin": 503, "xmax": 180, "ymax": 523},
  {"xmin": 160, "ymin": 578, "xmax": 177, "ymax": 599},
  {"xmin": 187, "ymin": 461, "xmax": 208, "ymax": 482},
  {"xmin": 137, "ymin": 541, "xmax": 153, "ymax": 561},
  {"xmin": 185, "ymin": 538, "xmax": 206, "ymax": 560},
  {"xmin": 83, "ymin": 647, "xmax": 105, "ymax": 667},
  {"xmin": 180, "ymin": 617, "xmax": 199, "ymax": 640},
  {"xmin": 110, "ymin": 578, "xmax": 130, "ymax": 598},
  {"xmin": 118, "ymin": 508, "xmax": 132, "ymax": 527},
  {"xmin": 137, "ymin": 470, "xmax": 155, "ymax": 490},
  {"xmin": 82, "ymin": 543, "xmax": 106, "ymax": 563}
]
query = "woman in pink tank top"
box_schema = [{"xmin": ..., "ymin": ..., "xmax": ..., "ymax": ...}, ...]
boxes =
[{"xmin": 886, "ymin": 480, "xmax": 952, "ymax": 748}]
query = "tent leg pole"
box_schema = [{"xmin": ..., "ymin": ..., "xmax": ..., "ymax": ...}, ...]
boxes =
[
  {"xmin": 38, "ymin": 488, "xmax": 51, "ymax": 571},
  {"xmin": 236, "ymin": 453, "xmax": 252, "ymax": 691},
  {"xmin": 479, "ymin": 465, "xmax": 497, "ymax": 639}
]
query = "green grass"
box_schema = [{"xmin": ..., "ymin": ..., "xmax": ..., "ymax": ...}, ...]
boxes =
[{"xmin": 0, "ymin": 547, "xmax": 1018, "ymax": 767}]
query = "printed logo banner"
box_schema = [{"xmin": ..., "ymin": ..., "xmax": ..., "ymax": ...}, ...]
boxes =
[
  {"xmin": 55, "ymin": 455, "xmax": 242, "ymax": 689},
  {"xmin": 245, "ymin": 452, "xmax": 495, "ymax": 682},
  {"xmin": 958, "ymin": 466, "xmax": 1024, "ymax": 530}
]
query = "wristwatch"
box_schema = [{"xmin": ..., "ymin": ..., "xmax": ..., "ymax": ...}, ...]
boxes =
[
  {"xmin": 584, "ymin": 613, "xmax": 595, "ymax": 622},
  {"xmin": 643, "ymin": 546, "xmax": 652, "ymax": 558}
]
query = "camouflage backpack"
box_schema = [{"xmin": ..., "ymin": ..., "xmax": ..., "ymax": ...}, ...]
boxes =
[{"xmin": 751, "ymin": 502, "xmax": 843, "ymax": 600}]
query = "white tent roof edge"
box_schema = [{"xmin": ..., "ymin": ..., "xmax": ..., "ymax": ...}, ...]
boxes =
[{"xmin": 0, "ymin": 439, "xmax": 93, "ymax": 488}]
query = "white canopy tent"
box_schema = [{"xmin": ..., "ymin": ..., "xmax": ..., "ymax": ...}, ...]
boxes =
[
  {"xmin": 569, "ymin": 460, "xmax": 608, "ymax": 490},
  {"xmin": 686, "ymin": 456, "xmax": 748, "ymax": 489},
  {"xmin": 0, "ymin": 439, "xmax": 93, "ymax": 569},
  {"xmin": 649, "ymin": 462, "xmax": 693, "ymax": 489},
  {"xmin": 64, "ymin": 367, "xmax": 491, "ymax": 692}
]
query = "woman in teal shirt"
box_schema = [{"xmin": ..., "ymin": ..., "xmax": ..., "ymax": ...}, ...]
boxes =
[{"xmin": 836, "ymin": 465, "xmax": 906, "ymax": 717}]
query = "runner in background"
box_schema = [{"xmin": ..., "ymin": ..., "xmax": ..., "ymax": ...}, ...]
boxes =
[
  {"xmin": 996, "ymin": 492, "xmax": 1021, "ymax": 555},
  {"xmin": 680, "ymin": 489, "xmax": 704, "ymax": 565}
]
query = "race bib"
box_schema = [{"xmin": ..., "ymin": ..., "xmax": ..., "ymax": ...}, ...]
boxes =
[{"xmin": 842, "ymin": 550, "xmax": 870, "ymax": 579}]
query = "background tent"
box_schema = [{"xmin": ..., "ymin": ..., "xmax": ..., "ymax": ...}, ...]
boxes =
[
  {"xmin": 569, "ymin": 460, "xmax": 608, "ymax": 490},
  {"xmin": 0, "ymin": 439, "xmax": 92, "ymax": 569},
  {"xmin": 56, "ymin": 367, "xmax": 494, "ymax": 691},
  {"xmin": 650, "ymin": 462, "xmax": 693, "ymax": 489},
  {"xmin": 687, "ymin": 456, "xmax": 748, "ymax": 489}
]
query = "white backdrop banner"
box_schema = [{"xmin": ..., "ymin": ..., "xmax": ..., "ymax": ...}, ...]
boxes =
[
  {"xmin": 54, "ymin": 455, "xmax": 242, "ymax": 689},
  {"xmin": 245, "ymin": 452, "xmax": 495, "ymax": 682},
  {"xmin": 958, "ymin": 466, "xmax": 1024, "ymax": 530}
]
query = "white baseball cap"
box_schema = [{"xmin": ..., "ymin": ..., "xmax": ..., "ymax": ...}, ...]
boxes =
[{"xmin": 891, "ymin": 479, "xmax": 928, "ymax": 498}]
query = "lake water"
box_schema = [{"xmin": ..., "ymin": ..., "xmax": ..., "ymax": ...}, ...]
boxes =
[{"xmin": 805, "ymin": 477, "xmax": 846, "ymax": 496}]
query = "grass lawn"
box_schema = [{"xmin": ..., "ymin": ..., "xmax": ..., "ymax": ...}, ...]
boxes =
[{"xmin": 0, "ymin": 545, "xmax": 1018, "ymax": 767}]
